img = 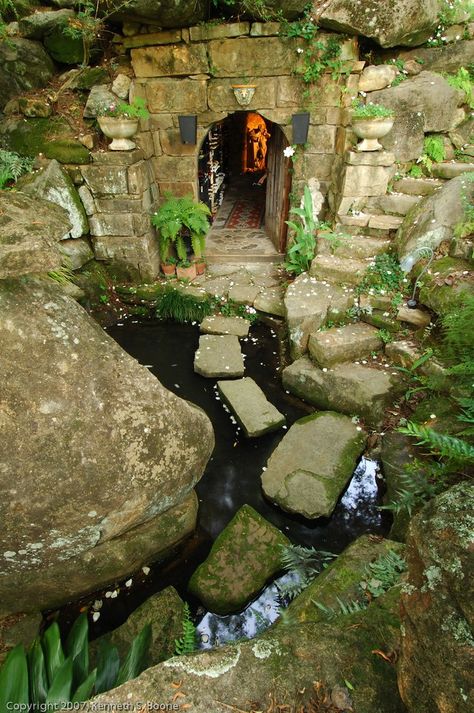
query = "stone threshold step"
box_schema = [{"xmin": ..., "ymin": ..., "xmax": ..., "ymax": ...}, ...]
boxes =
[{"xmin": 218, "ymin": 377, "xmax": 285, "ymax": 437}]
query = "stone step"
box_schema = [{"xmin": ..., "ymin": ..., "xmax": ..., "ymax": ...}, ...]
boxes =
[
  {"xmin": 318, "ymin": 233, "xmax": 391, "ymax": 260},
  {"xmin": 392, "ymin": 176, "xmax": 444, "ymax": 196},
  {"xmin": 308, "ymin": 323, "xmax": 383, "ymax": 367},
  {"xmin": 310, "ymin": 255, "xmax": 369, "ymax": 285},
  {"xmin": 430, "ymin": 162, "xmax": 474, "ymax": 179},
  {"xmin": 337, "ymin": 212, "xmax": 403, "ymax": 231},
  {"xmin": 200, "ymin": 315, "xmax": 250, "ymax": 338},
  {"xmin": 367, "ymin": 214, "xmax": 403, "ymax": 231},
  {"xmin": 194, "ymin": 334, "xmax": 244, "ymax": 378},
  {"xmin": 261, "ymin": 412, "xmax": 366, "ymax": 519},
  {"xmin": 254, "ymin": 285, "xmax": 285, "ymax": 317},
  {"xmin": 217, "ymin": 377, "xmax": 285, "ymax": 437},
  {"xmin": 369, "ymin": 193, "xmax": 420, "ymax": 216},
  {"xmin": 282, "ymin": 356, "xmax": 404, "ymax": 428}
]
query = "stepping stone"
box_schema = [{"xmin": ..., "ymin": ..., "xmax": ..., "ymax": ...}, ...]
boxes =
[
  {"xmin": 392, "ymin": 176, "xmax": 443, "ymax": 196},
  {"xmin": 200, "ymin": 315, "xmax": 250, "ymax": 338},
  {"xmin": 310, "ymin": 255, "xmax": 369, "ymax": 285},
  {"xmin": 284, "ymin": 274, "xmax": 353, "ymax": 359},
  {"xmin": 261, "ymin": 412, "xmax": 366, "ymax": 520},
  {"xmin": 194, "ymin": 334, "xmax": 244, "ymax": 378},
  {"xmin": 188, "ymin": 504, "xmax": 290, "ymax": 614},
  {"xmin": 217, "ymin": 377, "xmax": 285, "ymax": 437},
  {"xmin": 227, "ymin": 283, "xmax": 261, "ymax": 304},
  {"xmin": 308, "ymin": 323, "xmax": 383, "ymax": 367},
  {"xmin": 431, "ymin": 162, "xmax": 474, "ymax": 179},
  {"xmin": 282, "ymin": 356, "xmax": 404, "ymax": 428},
  {"xmin": 318, "ymin": 234, "xmax": 391, "ymax": 260},
  {"xmin": 254, "ymin": 286, "xmax": 285, "ymax": 317},
  {"xmin": 367, "ymin": 214, "xmax": 403, "ymax": 230}
]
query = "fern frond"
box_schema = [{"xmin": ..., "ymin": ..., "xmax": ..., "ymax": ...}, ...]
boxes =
[
  {"xmin": 399, "ymin": 421, "xmax": 474, "ymax": 462},
  {"xmin": 174, "ymin": 603, "xmax": 197, "ymax": 656}
]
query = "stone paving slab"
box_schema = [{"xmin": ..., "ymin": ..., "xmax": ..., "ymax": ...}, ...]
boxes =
[
  {"xmin": 254, "ymin": 286, "xmax": 285, "ymax": 317},
  {"xmin": 227, "ymin": 283, "xmax": 262, "ymax": 305},
  {"xmin": 194, "ymin": 334, "xmax": 244, "ymax": 378},
  {"xmin": 261, "ymin": 412, "xmax": 366, "ymax": 519},
  {"xmin": 282, "ymin": 356, "xmax": 404, "ymax": 428},
  {"xmin": 217, "ymin": 377, "xmax": 285, "ymax": 437},
  {"xmin": 308, "ymin": 323, "xmax": 383, "ymax": 367},
  {"xmin": 200, "ymin": 315, "xmax": 250, "ymax": 338}
]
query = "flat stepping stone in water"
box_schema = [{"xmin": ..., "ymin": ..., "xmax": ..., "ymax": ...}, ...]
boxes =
[
  {"xmin": 188, "ymin": 504, "xmax": 290, "ymax": 614},
  {"xmin": 261, "ymin": 412, "xmax": 366, "ymax": 520},
  {"xmin": 282, "ymin": 356, "xmax": 404, "ymax": 428},
  {"xmin": 217, "ymin": 377, "xmax": 285, "ymax": 437},
  {"xmin": 200, "ymin": 315, "xmax": 250, "ymax": 338},
  {"xmin": 194, "ymin": 334, "xmax": 244, "ymax": 378},
  {"xmin": 308, "ymin": 322, "xmax": 383, "ymax": 367}
]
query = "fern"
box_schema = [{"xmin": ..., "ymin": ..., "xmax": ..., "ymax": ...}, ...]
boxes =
[
  {"xmin": 174, "ymin": 603, "xmax": 197, "ymax": 656},
  {"xmin": 311, "ymin": 597, "xmax": 366, "ymax": 621},
  {"xmin": 360, "ymin": 550, "xmax": 406, "ymax": 597},
  {"xmin": 399, "ymin": 421, "xmax": 474, "ymax": 463},
  {"xmin": 0, "ymin": 150, "xmax": 34, "ymax": 189},
  {"xmin": 278, "ymin": 544, "xmax": 336, "ymax": 601},
  {"xmin": 423, "ymin": 135, "xmax": 446, "ymax": 164}
]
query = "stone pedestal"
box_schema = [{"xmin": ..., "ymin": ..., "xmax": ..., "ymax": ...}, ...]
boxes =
[{"xmin": 331, "ymin": 150, "xmax": 396, "ymax": 216}]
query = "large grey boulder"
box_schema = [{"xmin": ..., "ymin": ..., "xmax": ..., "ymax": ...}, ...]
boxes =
[
  {"xmin": 282, "ymin": 357, "xmax": 404, "ymax": 428},
  {"xmin": 261, "ymin": 412, "xmax": 366, "ymax": 519},
  {"xmin": 397, "ymin": 40, "xmax": 474, "ymax": 74},
  {"xmin": 0, "ymin": 192, "xmax": 69, "ymax": 279},
  {"xmin": 370, "ymin": 72, "xmax": 466, "ymax": 162},
  {"xmin": 0, "ymin": 38, "xmax": 55, "ymax": 111},
  {"xmin": 395, "ymin": 174, "xmax": 474, "ymax": 270},
  {"xmin": 18, "ymin": 159, "xmax": 89, "ymax": 239},
  {"xmin": 0, "ymin": 278, "xmax": 213, "ymax": 614},
  {"xmin": 189, "ymin": 504, "xmax": 290, "ymax": 614},
  {"xmin": 398, "ymin": 483, "xmax": 474, "ymax": 713},
  {"xmin": 313, "ymin": 0, "xmax": 442, "ymax": 47}
]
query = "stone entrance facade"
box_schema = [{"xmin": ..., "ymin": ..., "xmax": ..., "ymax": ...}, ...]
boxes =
[{"xmin": 81, "ymin": 22, "xmax": 369, "ymax": 280}]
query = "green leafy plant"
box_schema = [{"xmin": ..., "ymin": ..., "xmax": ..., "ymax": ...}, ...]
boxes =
[
  {"xmin": 278, "ymin": 544, "xmax": 336, "ymax": 601},
  {"xmin": 0, "ymin": 149, "xmax": 34, "ymax": 190},
  {"xmin": 151, "ymin": 195, "xmax": 211, "ymax": 262},
  {"xmin": 408, "ymin": 164, "xmax": 424, "ymax": 179},
  {"xmin": 0, "ymin": 614, "xmax": 151, "ymax": 708},
  {"xmin": 174, "ymin": 603, "xmax": 197, "ymax": 656},
  {"xmin": 284, "ymin": 185, "xmax": 335, "ymax": 275},
  {"xmin": 399, "ymin": 421, "xmax": 474, "ymax": 463},
  {"xmin": 97, "ymin": 96, "xmax": 149, "ymax": 120},
  {"xmin": 155, "ymin": 287, "xmax": 215, "ymax": 323},
  {"xmin": 356, "ymin": 253, "xmax": 404, "ymax": 302},
  {"xmin": 378, "ymin": 328, "xmax": 393, "ymax": 345},
  {"xmin": 423, "ymin": 135, "xmax": 446, "ymax": 166},
  {"xmin": 446, "ymin": 67, "xmax": 474, "ymax": 109},
  {"xmin": 351, "ymin": 101, "xmax": 394, "ymax": 120}
]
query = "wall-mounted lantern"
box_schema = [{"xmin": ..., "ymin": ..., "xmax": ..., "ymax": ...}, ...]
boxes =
[
  {"xmin": 231, "ymin": 84, "xmax": 257, "ymax": 106},
  {"xmin": 292, "ymin": 112, "xmax": 310, "ymax": 144},
  {"xmin": 178, "ymin": 115, "xmax": 197, "ymax": 145}
]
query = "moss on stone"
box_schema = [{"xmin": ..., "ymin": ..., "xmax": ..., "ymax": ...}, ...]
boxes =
[
  {"xmin": 1, "ymin": 117, "xmax": 90, "ymax": 164},
  {"xmin": 419, "ymin": 257, "xmax": 473, "ymax": 315},
  {"xmin": 44, "ymin": 26, "xmax": 86, "ymax": 65}
]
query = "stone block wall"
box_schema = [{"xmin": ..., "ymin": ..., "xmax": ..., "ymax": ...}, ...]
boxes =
[
  {"xmin": 123, "ymin": 22, "xmax": 361, "ymax": 204},
  {"xmin": 77, "ymin": 149, "xmax": 160, "ymax": 281}
]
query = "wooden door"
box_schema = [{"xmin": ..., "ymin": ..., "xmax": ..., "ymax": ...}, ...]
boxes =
[{"xmin": 265, "ymin": 125, "xmax": 291, "ymax": 253}]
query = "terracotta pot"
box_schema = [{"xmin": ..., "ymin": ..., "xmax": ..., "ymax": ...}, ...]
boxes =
[
  {"xmin": 176, "ymin": 263, "xmax": 197, "ymax": 281},
  {"xmin": 161, "ymin": 263, "xmax": 176, "ymax": 276},
  {"xmin": 97, "ymin": 116, "xmax": 139, "ymax": 151},
  {"xmin": 352, "ymin": 116, "xmax": 394, "ymax": 151},
  {"xmin": 194, "ymin": 258, "xmax": 206, "ymax": 275}
]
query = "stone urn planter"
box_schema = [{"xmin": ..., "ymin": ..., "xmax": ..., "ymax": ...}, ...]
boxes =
[
  {"xmin": 97, "ymin": 117, "xmax": 139, "ymax": 151},
  {"xmin": 352, "ymin": 115, "xmax": 394, "ymax": 152}
]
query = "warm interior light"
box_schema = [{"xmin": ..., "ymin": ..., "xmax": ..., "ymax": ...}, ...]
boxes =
[{"xmin": 242, "ymin": 113, "xmax": 271, "ymax": 173}]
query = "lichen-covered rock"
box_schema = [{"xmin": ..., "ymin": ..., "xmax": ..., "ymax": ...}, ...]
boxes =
[
  {"xmin": 398, "ymin": 483, "xmax": 474, "ymax": 713},
  {"xmin": 86, "ymin": 592, "xmax": 405, "ymax": 712},
  {"xmin": 397, "ymin": 39, "xmax": 474, "ymax": 74},
  {"xmin": 58, "ymin": 238, "xmax": 94, "ymax": 270},
  {"xmin": 17, "ymin": 159, "xmax": 89, "ymax": 239},
  {"xmin": 188, "ymin": 504, "xmax": 289, "ymax": 614},
  {"xmin": 0, "ymin": 279, "xmax": 213, "ymax": 614},
  {"xmin": 0, "ymin": 192, "xmax": 69, "ymax": 279},
  {"xmin": 0, "ymin": 116, "xmax": 90, "ymax": 164},
  {"xmin": 91, "ymin": 587, "xmax": 185, "ymax": 667},
  {"xmin": 395, "ymin": 174, "xmax": 474, "ymax": 269},
  {"xmin": 359, "ymin": 64, "xmax": 398, "ymax": 92},
  {"xmin": 285, "ymin": 534, "xmax": 405, "ymax": 624},
  {"xmin": 418, "ymin": 257, "xmax": 474, "ymax": 315},
  {"xmin": 0, "ymin": 38, "xmax": 55, "ymax": 111},
  {"xmin": 261, "ymin": 412, "xmax": 366, "ymax": 519},
  {"xmin": 314, "ymin": 0, "xmax": 441, "ymax": 47}
]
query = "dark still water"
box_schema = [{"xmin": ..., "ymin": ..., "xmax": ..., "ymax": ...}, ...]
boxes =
[{"xmin": 107, "ymin": 317, "xmax": 389, "ymax": 554}]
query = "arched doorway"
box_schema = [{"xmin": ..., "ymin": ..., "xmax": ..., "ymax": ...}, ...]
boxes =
[{"xmin": 198, "ymin": 112, "xmax": 291, "ymax": 259}]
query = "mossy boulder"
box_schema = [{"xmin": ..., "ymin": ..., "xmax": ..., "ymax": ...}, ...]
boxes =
[
  {"xmin": 87, "ymin": 589, "xmax": 405, "ymax": 712},
  {"xmin": 0, "ymin": 117, "xmax": 90, "ymax": 164},
  {"xmin": 0, "ymin": 38, "xmax": 55, "ymax": 111},
  {"xmin": 398, "ymin": 482, "xmax": 474, "ymax": 713},
  {"xmin": 188, "ymin": 504, "xmax": 290, "ymax": 614},
  {"xmin": 44, "ymin": 24, "xmax": 87, "ymax": 64},
  {"xmin": 418, "ymin": 257, "xmax": 473, "ymax": 315},
  {"xmin": 283, "ymin": 534, "xmax": 405, "ymax": 624},
  {"xmin": 101, "ymin": 0, "xmax": 206, "ymax": 26},
  {"xmin": 91, "ymin": 587, "xmax": 185, "ymax": 667},
  {"xmin": 381, "ymin": 432, "xmax": 421, "ymax": 541}
]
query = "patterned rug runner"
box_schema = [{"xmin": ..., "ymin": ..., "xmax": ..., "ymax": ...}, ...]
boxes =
[{"xmin": 225, "ymin": 199, "xmax": 265, "ymax": 229}]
